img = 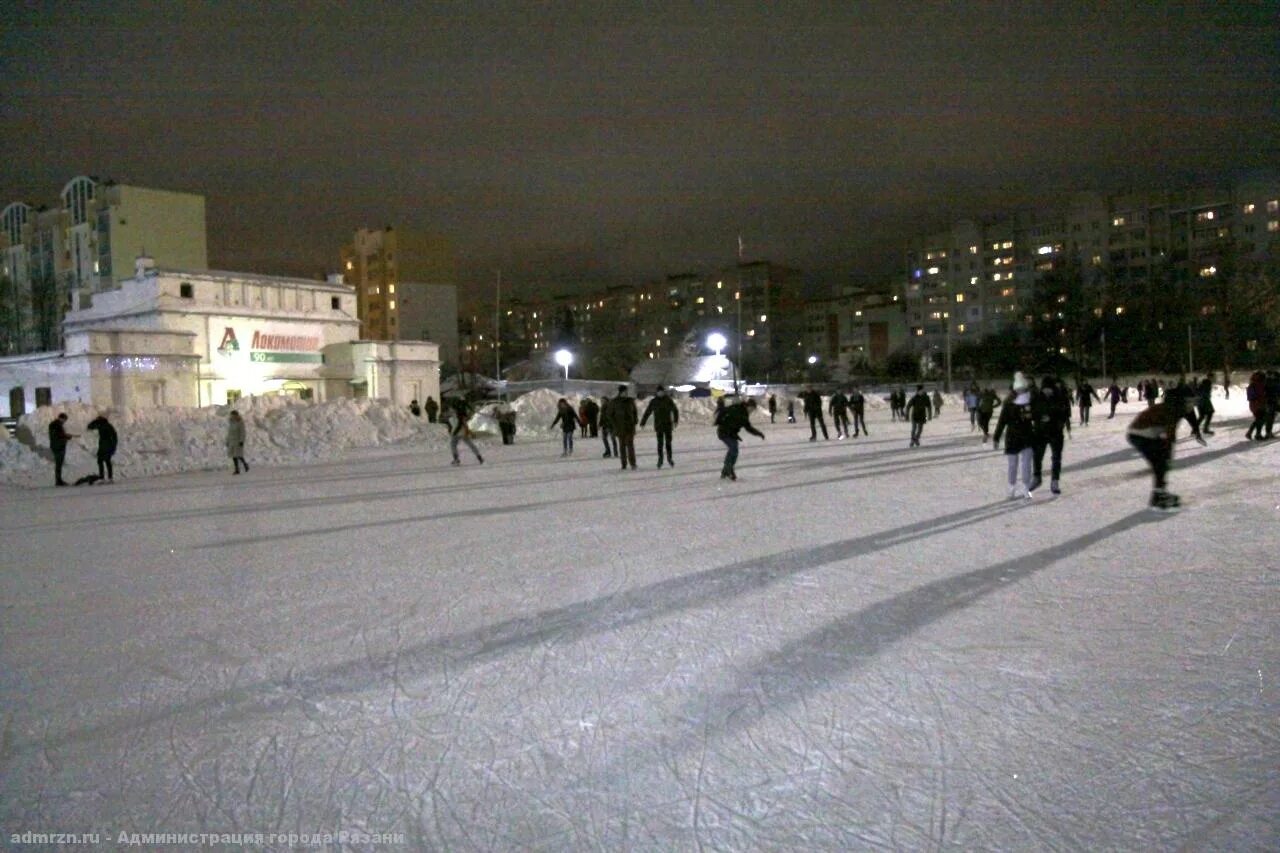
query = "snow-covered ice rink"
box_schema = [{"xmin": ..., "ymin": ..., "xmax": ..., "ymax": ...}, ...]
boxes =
[{"xmin": 2, "ymin": 396, "xmax": 1277, "ymax": 850}]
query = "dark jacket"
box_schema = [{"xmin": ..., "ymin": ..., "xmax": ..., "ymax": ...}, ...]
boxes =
[
  {"xmin": 715, "ymin": 402, "xmax": 765, "ymax": 440},
  {"xmin": 848, "ymin": 390, "xmax": 865, "ymax": 413},
  {"xmin": 993, "ymin": 391, "xmax": 1036, "ymax": 453},
  {"xmin": 550, "ymin": 404, "xmax": 579, "ymax": 433},
  {"xmin": 977, "ymin": 389, "xmax": 1000, "ymax": 415},
  {"xmin": 1033, "ymin": 384, "xmax": 1071, "ymax": 437},
  {"xmin": 828, "ymin": 392, "xmax": 849, "ymax": 415},
  {"xmin": 48, "ymin": 418, "xmax": 70, "ymax": 452},
  {"xmin": 611, "ymin": 394, "xmax": 639, "ymax": 435},
  {"xmin": 446, "ymin": 398, "xmax": 471, "ymax": 436},
  {"xmin": 801, "ymin": 390, "xmax": 823, "ymax": 416},
  {"xmin": 640, "ymin": 395, "xmax": 679, "ymax": 430},
  {"xmin": 906, "ymin": 391, "xmax": 932, "ymax": 423},
  {"xmin": 86, "ymin": 417, "xmax": 118, "ymax": 456}
]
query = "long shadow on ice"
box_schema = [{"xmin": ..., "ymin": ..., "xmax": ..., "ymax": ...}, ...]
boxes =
[
  {"xmin": 12, "ymin": 499, "xmax": 1029, "ymax": 756},
  {"xmin": 1065, "ymin": 432, "xmax": 1265, "ymax": 477},
  {"xmin": 570, "ymin": 508, "xmax": 1166, "ymax": 790}
]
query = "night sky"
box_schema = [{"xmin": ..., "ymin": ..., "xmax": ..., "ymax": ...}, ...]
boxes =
[{"xmin": 2, "ymin": 2, "xmax": 1277, "ymax": 302}]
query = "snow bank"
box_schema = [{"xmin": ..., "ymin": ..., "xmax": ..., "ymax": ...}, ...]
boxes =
[{"xmin": 3, "ymin": 396, "xmax": 454, "ymax": 487}]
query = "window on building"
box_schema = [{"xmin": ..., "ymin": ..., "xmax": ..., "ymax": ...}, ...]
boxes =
[
  {"xmin": 1243, "ymin": 203, "xmax": 1255, "ymax": 214},
  {"xmin": 1113, "ymin": 216, "xmax": 1126, "ymax": 227},
  {"xmin": 1268, "ymin": 200, "xmax": 1278, "ymax": 212},
  {"xmin": 1268, "ymin": 220, "xmax": 1279, "ymax": 232},
  {"xmin": 331, "ymin": 296, "xmax": 341, "ymax": 310},
  {"xmin": 1195, "ymin": 211, "xmax": 1215, "ymax": 222},
  {"xmin": 180, "ymin": 283, "xmax": 194, "ymax": 299}
]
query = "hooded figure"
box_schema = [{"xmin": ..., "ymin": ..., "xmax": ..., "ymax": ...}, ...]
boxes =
[
  {"xmin": 86, "ymin": 414, "xmax": 118, "ymax": 482},
  {"xmin": 226, "ymin": 410, "xmax": 249, "ymax": 475},
  {"xmin": 993, "ymin": 372, "xmax": 1036, "ymax": 498}
]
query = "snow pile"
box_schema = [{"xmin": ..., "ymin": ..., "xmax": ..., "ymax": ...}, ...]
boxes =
[{"xmin": 3, "ymin": 396, "xmax": 452, "ymax": 487}]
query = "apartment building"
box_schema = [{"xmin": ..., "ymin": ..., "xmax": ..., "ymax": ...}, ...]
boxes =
[{"xmin": 1, "ymin": 176, "xmax": 207, "ymax": 353}]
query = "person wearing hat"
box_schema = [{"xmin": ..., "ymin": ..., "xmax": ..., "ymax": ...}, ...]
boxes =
[
  {"xmin": 993, "ymin": 372, "xmax": 1037, "ymax": 498},
  {"xmin": 905, "ymin": 385, "xmax": 932, "ymax": 446},
  {"xmin": 1031, "ymin": 375, "xmax": 1071, "ymax": 495},
  {"xmin": 714, "ymin": 397, "xmax": 765, "ymax": 480},
  {"xmin": 639, "ymin": 385, "xmax": 680, "ymax": 468},
  {"xmin": 86, "ymin": 412, "xmax": 119, "ymax": 483},
  {"xmin": 611, "ymin": 384, "xmax": 639, "ymax": 470}
]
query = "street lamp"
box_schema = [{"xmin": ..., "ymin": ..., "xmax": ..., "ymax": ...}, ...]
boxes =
[
  {"xmin": 807, "ymin": 354, "xmax": 818, "ymax": 365},
  {"xmin": 707, "ymin": 332, "xmax": 731, "ymax": 388},
  {"xmin": 554, "ymin": 348, "xmax": 573, "ymax": 391}
]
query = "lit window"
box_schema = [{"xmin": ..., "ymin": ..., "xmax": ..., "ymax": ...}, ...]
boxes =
[
  {"xmin": 1199, "ymin": 266, "xmax": 1216, "ymax": 277},
  {"xmin": 1268, "ymin": 220, "xmax": 1279, "ymax": 232},
  {"xmin": 1001, "ymin": 288, "xmax": 1015, "ymax": 297},
  {"xmin": 1002, "ymin": 241, "xmax": 1013, "ymax": 249},
  {"xmin": 1113, "ymin": 216, "xmax": 1126, "ymax": 227},
  {"xmin": 969, "ymin": 245, "xmax": 978, "ymax": 254},
  {"xmin": 993, "ymin": 273, "xmax": 1004, "ymax": 281},
  {"xmin": 1092, "ymin": 254, "xmax": 1103, "ymax": 266},
  {"xmin": 970, "ymin": 276, "xmax": 978, "ymax": 285},
  {"xmin": 717, "ymin": 306, "xmax": 724, "ymax": 314},
  {"xmin": 927, "ymin": 266, "xmax": 939, "ymax": 275},
  {"xmin": 663, "ymin": 327, "xmax": 668, "ymax": 334},
  {"xmin": 1115, "ymin": 306, "xmax": 1125, "ymax": 315},
  {"xmin": 695, "ymin": 296, "xmax": 705, "ymax": 304},
  {"xmin": 957, "ymin": 323, "xmax": 966, "ymax": 333},
  {"xmin": 716, "ymin": 281, "xmax": 723, "ymax": 288},
  {"xmin": 1243, "ymin": 203, "xmax": 1255, "ymax": 214},
  {"xmin": 1268, "ymin": 200, "xmax": 1278, "ymax": 212},
  {"xmin": 1196, "ymin": 211, "xmax": 1215, "ymax": 222},
  {"xmin": 345, "ymin": 260, "xmax": 353, "ymax": 270},
  {"xmin": 747, "ymin": 329, "xmax": 755, "ymax": 337},
  {"xmin": 388, "ymin": 284, "xmax": 395, "ymax": 294},
  {"xmin": 955, "ymin": 294, "xmax": 965, "ymax": 302},
  {"xmin": 655, "ymin": 339, "xmax": 661, "ymax": 346},
  {"xmin": 915, "ymin": 328, "xmax": 924, "ymax": 336},
  {"xmin": 930, "ymin": 311, "xmax": 941, "ymax": 319},
  {"xmin": 1037, "ymin": 245, "xmax": 1053, "ymax": 255}
]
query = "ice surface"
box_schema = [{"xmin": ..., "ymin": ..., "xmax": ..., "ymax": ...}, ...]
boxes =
[{"xmin": 0, "ymin": 392, "xmax": 1276, "ymax": 850}]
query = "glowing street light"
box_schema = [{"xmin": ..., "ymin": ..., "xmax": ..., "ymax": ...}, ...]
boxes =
[
  {"xmin": 807, "ymin": 354, "xmax": 818, "ymax": 365},
  {"xmin": 554, "ymin": 348, "xmax": 573, "ymax": 390},
  {"xmin": 706, "ymin": 332, "xmax": 727, "ymax": 355}
]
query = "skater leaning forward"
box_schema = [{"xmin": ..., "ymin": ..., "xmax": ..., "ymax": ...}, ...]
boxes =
[{"xmin": 1127, "ymin": 399, "xmax": 1181, "ymax": 509}]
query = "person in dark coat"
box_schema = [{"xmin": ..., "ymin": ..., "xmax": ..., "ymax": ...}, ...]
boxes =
[
  {"xmin": 767, "ymin": 394, "xmax": 777, "ymax": 423},
  {"xmin": 1030, "ymin": 376, "xmax": 1071, "ymax": 495},
  {"xmin": 226, "ymin": 410, "xmax": 249, "ymax": 474},
  {"xmin": 1106, "ymin": 379, "xmax": 1123, "ymax": 418},
  {"xmin": 976, "ymin": 387, "xmax": 1000, "ymax": 442},
  {"xmin": 1265, "ymin": 370, "xmax": 1280, "ymax": 439},
  {"xmin": 848, "ymin": 386, "xmax": 868, "ymax": 437},
  {"xmin": 611, "ymin": 385, "xmax": 639, "ymax": 470},
  {"xmin": 639, "ymin": 386, "xmax": 679, "ymax": 468},
  {"xmin": 828, "ymin": 389, "xmax": 850, "ymax": 439},
  {"xmin": 86, "ymin": 413, "xmax": 118, "ymax": 482},
  {"xmin": 48, "ymin": 412, "xmax": 73, "ymax": 486},
  {"xmin": 599, "ymin": 395, "xmax": 618, "ymax": 457},
  {"xmin": 905, "ymin": 385, "xmax": 932, "ymax": 446},
  {"xmin": 423, "ymin": 396, "xmax": 439, "ymax": 423},
  {"xmin": 714, "ymin": 397, "xmax": 765, "ymax": 480},
  {"xmin": 550, "ymin": 398, "xmax": 579, "ymax": 456},
  {"xmin": 993, "ymin": 372, "xmax": 1037, "ymax": 498},
  {"xmin": 495, "ymin": 402, "xmax": 517, "ymax": 445},
  {"xmin": 1128, "ymin": 400, "xmax": 1182, "ymax": 508},
  {"xmin": 577, "ymin": 399, "xmax": 590, "ymax": 437},
  {"xmin": 1195, "ymin": 373, "xmax": 1215, "ymax": 435},
  {"xmin": 931, "ymin": 388, "xmax": 944, "ymax": 415},
  {"xmin": 1244, "ymin": 371, "xmax": 1267, "ymax": 440},
  {"xmin": 582, "ymin": 396, "xmax": 600, "ymax": 437},
  {"xmin": 1076, "ymin": 379, "xmax": 1101, "ymax": 425},
  {"xmin": 409, "ymin": 399, "xmax": 422, "ymax": 417},
  {"xmin": 801, "ymin": 387, "xmax": 828, "ymax": 441},
  {"xmin": 785, "ymin": 398, "xmax": 796, "ymax": 423},
  {"xmin": 1144, "ymin": 379, "xmax": 1159, "ymax": 407}
]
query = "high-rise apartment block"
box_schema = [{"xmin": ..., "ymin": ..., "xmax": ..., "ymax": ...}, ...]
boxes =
[
  {"xmin": 339, "ymin": 226, "xmax": 459, "ymax": 368},
  {"xmin": 1, "ymin": 176, "xmax": 207, "ymax": 353}
]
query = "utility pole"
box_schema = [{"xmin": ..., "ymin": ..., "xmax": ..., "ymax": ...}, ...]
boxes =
[{"xmin": 494, "ymin": 269, "xmax": 502, "ymax": 383}]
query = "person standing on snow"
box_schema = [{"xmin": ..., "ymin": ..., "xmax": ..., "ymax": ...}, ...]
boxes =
[
  {"xmin": 639, "ymin": 385, "xmax": 679, "ymax": 468},
  {"xmin": 550, "ymin": 398, "xmax": 579, "ymax": 456},
  {"xmin": 582, "ymin": 396, "xmax": 600, "ymax": 437},
  {"xmin": 226, "ymin": 410, "xmax": 250, "ymax": 475},
  {"xmin": 86, "ymin": 413, "xmax": 118, "ymax": 483},
  {"xmin": 977, "ymin": 387, "xmax": 1000, "ymax": 442},
  {"xmin": 423, "ymin": 396, "xmax": 439, "ymax": 423},
  {"xmin": 1106, "ymin": 379, "xmax": 1123, "ymax": 418},
  {"xmin": 1196, "ymin": 373, "xmax": 1215, "ymax": 436},
  {"xmin": 1127, "ymin": 399, "xmax": 1183, "ymax": 509},
  {"xmin": 963, "ymin": 383, "xmax": 980, "ymax": 431},
  {"xmin": 446, "ymin": 397, "xmax": 484, "ymax": 465},
  {"xmin": 931, "ymin": 388, "xmax": 944, "ymax": 416},
  {"xmin": 993, "ymin": 372, "xmax": 1037, "ymax": 498},
  {"xmin": 611, "ymin": 385, "xmax": 639, "ymax": 470},
  {"xmin": 598, "ymin": 395, "xmax": 618, "ymax": 458},
  {"xmin": 828, "ymin": 388, "xmax": 850, "ymax": 439},
  {"xmin": 906, "ymin": 385, "xmax": 932, "ymax": 447},
  {"xmin": 1030, "ymin": 375, "xmax": 1071, "ymax": 495},
  {"xmin": 767, "ymin": 394, "xmax": 778, "ymax": 423},
  {"xmin": 48, "ymin": 412, "xmax": 74, "ymax": 486},
  {"xmin": 1076, "ymin": 379, "xmax": 1101, "ymax": 425},
  {"xmin": 714, "ymin": 397, "xmax": 765, "ymax": 480},
  {"xmin": 849, "ymin": 386, "xmax": 868, "ymax": 437},
  {"xmin": 409, "ymin": 399, "xmax": 422, "ymax": 417},
  {"xmin": 801, "ymin": 386, "xmax": 828, "ymax": 441}
]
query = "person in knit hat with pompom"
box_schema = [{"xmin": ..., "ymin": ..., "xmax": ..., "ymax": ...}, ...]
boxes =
[{"xmin": 993, "ymin": 371, "xmax": 1038, "ymax": 499}]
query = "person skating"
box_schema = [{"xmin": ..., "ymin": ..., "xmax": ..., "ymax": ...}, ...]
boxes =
[
  {"xmin": 801, "ymin": 386, "xmax": 828, "ymax": 441},
  {"xmin": 1076, "ymin": 379, "xmax": 1101, "ymax": 425},
  {"xmin": 714, "ymin": 397, "xmax": 765, "ymax": 480},
  {"xmin": 612, "ymin": 384, "xmax": 639, "ymax": 470},
  {"xmin": 1144, "ymin": 379, "xmax": 1160, "ymax": 407},
  {"xmin": 226, "ymin": 410, "xmax": 250, "ymax": 475},
  {"xmin": 964, "ymin": 383, "xmax": 980, "ymax": 431},
  {"xmin": 931, "ymin": 388, "xmax": 944, "ymax": 416},
  {"xmin": 1127, "ymin": 399, "xmax": 1183, "ymax": 509},
  {"xmin": 977, "ymin": 387, "xmax": 1000, "ymax": 442},
  {"xmin": 786, "ymin": 398, "xmax": 796, "ymax": 423},
  {"xmin": 828, "ymin": 389, "xmax": 850, "ymax": 439},
  {"xmin": 767, "ymin": 394, "xmax": 777, "ymax": 423},
  {"xmin": 582, "ymin": 396, "xmax": 600, "ymax": 437},
  {"xmin": 599, "ymin": 395, "xmax": 619, "ymax": 458},
  {"xmin": 1106, "ymin": 379, "xmax": 1123, "ymax": 418},
  {"xmin": 550, "ymin": 398, "xmax": 579, "ymax": 456},
  {"xmin": 86, "ymin": 413, "xmax": 118, "ymax": 483},
  {"xmin": 1265, "ymin": 370, "xmax": 1280, "ymax": 439},
  {"xmin": 1166, "ymin": 378, "xmax": 1206, "ymax": 446},
  {"xmin": 849, "ymin": 386, "xmax": 868, "ymax": 436},
  {"xmin": 891, "ymin": 387, "xmax": 907, "ymax": 422},
  {"xmin": 446, "ymin": 397, "xmax": 484, "ymax": 465},
  {"xmin": 576, "ymin": 398, "xmax": 590, "ymax": 437},
  {"xmin": 1030, "ymin": 375, "xmax": 1071, "ymax": 494},
  {"xmin": 993, "ymin": 372, "xmax": 1037, "ymax": 499},
  {"xmin": 423, "ymin": 396, "xmax": 439, "ymax": 423},
  {"xmin": 639, "ymin": 385, "xmax": 679, "ymax": 468},
  {"xmin": 495, "ymin": 401, "xmax": 517, "ymax": 445},
  {"xmin": 1196, "ymin": 373, "xmax": 1215, "ymax": 435},
  {"xmin": 906, "ymin": 385, "xmax": 932, "ymax": 447},
  {"xmin": 48, "ymin": 412, "xmax": 74, "ymax": 486}
]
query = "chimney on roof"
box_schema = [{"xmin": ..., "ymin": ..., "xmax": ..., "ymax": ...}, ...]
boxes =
[
  {"xmin": 326, "ymin": 273, "xmax": 345, "ymax": 285},
  {"xmin": 134, "ymin": 253, "xmax": 156, "ymax": 279}
]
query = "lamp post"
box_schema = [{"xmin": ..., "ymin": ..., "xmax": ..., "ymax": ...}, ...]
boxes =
[
  {"xmin": 707, "ymin": 332, "xmax": 728, "ymax": 389},
  {"xmin": 494, "ymin": 269, "xmax": 501, "ymax": 384},
  {"xmin": 554, "ymin": 348, "xmax": 573, "ymax": 392}
]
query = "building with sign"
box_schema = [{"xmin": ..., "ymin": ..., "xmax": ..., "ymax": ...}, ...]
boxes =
[{"xmin": 0, "ymin": 259, "xmax": 440, "ymax": 417}]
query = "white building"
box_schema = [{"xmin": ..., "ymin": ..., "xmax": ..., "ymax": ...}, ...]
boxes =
[{"xmin": 0, "ymin": 260, "xmax": 440, "ymax": 417}]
